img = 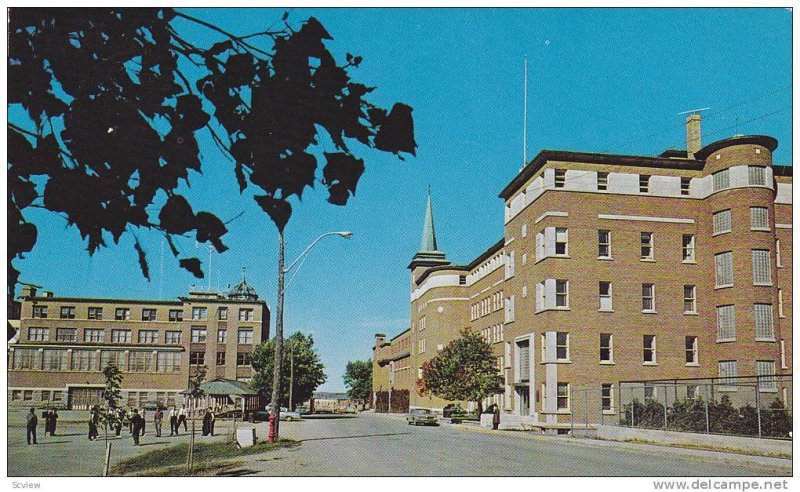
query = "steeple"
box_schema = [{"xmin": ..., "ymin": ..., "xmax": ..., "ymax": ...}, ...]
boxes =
[
  {"xmin": 408, "ymin": 189, "xmax": 450, "ymax": 271},
  {"xmin": 419, "ymin": 189, "xmax": 439, "ymax": 253}
]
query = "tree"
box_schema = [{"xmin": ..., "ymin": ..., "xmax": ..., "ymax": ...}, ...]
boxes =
[
  {"xmin": 343, "ymin": 359, "xmax": 372, "ymax": 409},
  {"xmin": 99, "ymin": 362, "xmax": 123, "ymax": 440},
  {"xmin": 7, "ymin": 7, "xmax": 416, "ymax": 306},
  {"xmin": 188, "ymin": 365, "xmax": 208, "ymax": 399},
  {"xmin": 251, "ymin": 332, "xmax": 326, "ymax": 408},
  {"xmin": 419, "ymin": 328, "xmax": 503, "ymax": 414}
]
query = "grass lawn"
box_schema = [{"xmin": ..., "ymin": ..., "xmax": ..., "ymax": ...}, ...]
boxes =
[{"xmin": 112, "ymin": 438, "xmax": 299, "ymax": 476}]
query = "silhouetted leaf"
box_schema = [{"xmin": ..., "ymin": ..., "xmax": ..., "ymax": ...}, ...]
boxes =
[
  {"xmin": 179, "ymin": 257, "xmax": 204, "ymax": 278},
  {"xmin": 254, "ymin": 195, "xmax": 292, "ymax": 232},
  {"xmin": 195, "ymin": 212, "xmax": 229, "ymax": 253},
  {"xmin": 159, "ymin": 194, "xmax": 196, "ymax": 234},
  {"xmin": 374, "ymin": 103, "xmax": 417, "ymax": 156},
  {"xmin": 322, "ymin": 152, "xmax": 364, "ymax": 205},
  {"xmin": 133, "ymin": 238, "xmax": 151, "ymax": 281}
]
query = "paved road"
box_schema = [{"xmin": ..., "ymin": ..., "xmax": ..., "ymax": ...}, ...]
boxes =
[
  {"xmin": 245, "ymin": 412, "xmax": 792, "ymax": 477},
  {"xmin": 7, "ymin": 411, "xmax": 792, "ymax": 477}
]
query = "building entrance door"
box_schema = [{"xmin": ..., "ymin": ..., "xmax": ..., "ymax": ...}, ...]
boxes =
[
  {"xmin": 516, "ymin": 386, "xmax": 530, "ymax": 415},
  {"xmin": 68, "ymin": 387, "xmax": 104, "ymax": 410}
]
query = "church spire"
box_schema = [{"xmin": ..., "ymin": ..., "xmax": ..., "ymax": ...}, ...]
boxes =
[
  {"xmin": 419, "ymin": 188, "xmax": 439, "ymax": 253},
  {"xmin": 408, "ymin": 188, "xmax": 450, "ymax": 271}
]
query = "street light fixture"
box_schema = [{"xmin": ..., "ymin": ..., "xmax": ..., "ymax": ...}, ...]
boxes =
[{"xmin": 268, "ymin": 230, "xmax": 353, "ymax": 443}]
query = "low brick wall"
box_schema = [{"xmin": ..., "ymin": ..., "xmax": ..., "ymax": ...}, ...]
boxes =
[{"xmin": 596, "ymin": 425, "xmax": 792, "ymax": 457}]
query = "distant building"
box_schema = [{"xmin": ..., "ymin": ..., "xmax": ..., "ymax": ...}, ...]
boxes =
[
  {"xmin": 374, "ymin": 116, "xmax": 792, "ymax": 429},
  {"xmin": 8, "ymin": 274, "xmax": 269, "ymax": 410},
  {"xmin": 308, "ymin": 391, "xmax": 352, "ymax": 413}
]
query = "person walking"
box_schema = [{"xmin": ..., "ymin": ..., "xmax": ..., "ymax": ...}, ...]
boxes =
[
  {"xmin": 42, "ymin": 410, "xmax": 51, "ymax": 436},
  {"xmin": 130, "ymin": 409, "xmax": 144, "ymax": 446},
  {"xmin": 202, "ymin": 409, "xmax": 212, "ymax": 436},
  {"xmin": 26, "ymin": 408, "xmax": 38, "ymax": 445},
  {"xmin": 154, "ymin": 407, "xmax": 164, "ymax": 437},
  {"xmin": 88, "ymin": 407, "xmax": 99, "ymax": 441},
  {"xmin": 141, "ymin": 408, "xmax": 146, "ymax": 436},
  {"xmin": 115, "ymin": 408, "xmax": 125, "ymax": 436},
  {"xmin": 492, "ymin": 404, "xmax": 501, "ymax": 431},
  {"xmin": 169, "ymin": 406, "xmax": 178, "ymax": 436},
  {"xmin": 178, "ymin": 404, "xmax": 187, "ymax": 432},
  {"xmin": 209, "ymin": 409, "xmax": 216, "ymax": 436},
  {"xmin": 49, "ymin": 409, "xmax": 59, "ymax": 436}
]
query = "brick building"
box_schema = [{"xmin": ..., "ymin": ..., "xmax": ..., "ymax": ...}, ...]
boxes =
[
  {"xmin": 373, "ymin": 116, "xmax": 792, "ymax": 427},
  {"xmin": 8, "ymin": 274, "xmax": 269, "ymax": 410}
]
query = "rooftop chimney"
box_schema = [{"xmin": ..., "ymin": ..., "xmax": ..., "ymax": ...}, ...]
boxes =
[
  {"xmin": 20, "ymin": 285, "xmax": 37, "ymax": 298},
  {"xmin": 686, "ymin": 113, "xmax": 702, "ymax": 158}
]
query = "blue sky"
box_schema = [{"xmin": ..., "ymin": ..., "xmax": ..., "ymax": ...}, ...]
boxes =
[{"xmin": 12, "ymin": 8, "xmax": 792, "ymax": 391}]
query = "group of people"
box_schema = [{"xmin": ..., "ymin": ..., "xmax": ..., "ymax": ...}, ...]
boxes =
[
  {"xmin": 24, "ymin": 408, "xmax": 60, "ymax": 445},
  {"xmin": 25, "ymin": 404, "xmax": 219, "ymax": 447}
]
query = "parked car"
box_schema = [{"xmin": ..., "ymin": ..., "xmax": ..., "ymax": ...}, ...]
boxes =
[
  {"xmin": 406, "ymin": 408, "xmax": 439, "ymax": 426},
  {"xmin": 442, "ymin": 404, "xmax": 464, "ymax": 418},
  {"xmin": 254, "ymin": 407, "xmax": 302, "ymax": 422},
  {"xmin": 295, "ymin": 406, "xmax": 310, "ymax": 415}
]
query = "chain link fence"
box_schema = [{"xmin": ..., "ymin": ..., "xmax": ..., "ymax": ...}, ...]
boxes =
[{"xmin": 567, "ymin": 375, "xmax": 792, "ymax": 440}]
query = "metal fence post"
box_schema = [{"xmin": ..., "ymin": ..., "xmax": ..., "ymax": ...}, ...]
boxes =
[
  {"xmin": 755, "ymin": 382, "xmax": 762, "ymax": 438},
  {"xmin": 569, "ymin": 387, "xmax": 574, "ymax": 435},
  {"xmin": 631, "ymin": 385, "xmax": 635, "ymax": 427},
  {"xmin": 663, "ymin": 385, "xmax": 668, "ymax": 430},
  {"xmin": 584, "ymin": 389, "xmax": 588, "ymax": 431},
  {"xmin": 704, "ymin": 384, "xmax": 710, "ymax": 434}
]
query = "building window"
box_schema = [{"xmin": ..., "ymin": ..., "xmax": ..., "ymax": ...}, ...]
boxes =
[
  {"xmin": 680, "ymin": 177, "xmax": 691, "ymax": 196},
  {"xmin": 192, "ymin": 307, "xmax": 207, "ymax": 321},
  {"xmin": 712, "ymin": 169, "xmax": 730, "ymax": 192},
  {"xmin": 600, "ymin": 334, "xmax": 613, "ymax": 363},
  {"xmin": 718, "ymin": 361, "xmax": 737, "ymax": 391},
  {"xmin": 598, "ymin": 230, "xmax": 611, "ymax": 258},
  {"xmin": 639, "ymin": 174, "xmax": 650, "ymax": 193},
  {"xmin": 750, "ymin": 207, "xmax": 770, "ymax": 230},
  {"xmin": 554, "ymin": 169, "xmax": 566, "ymax": 188},
  {"xmin": 756, "ymin": 361, "xmax": 776, "ymax": 392},
  {"xmin": 748, "ymin": 166, "xmax": 766, "ymax": 186},
  {"xmin": 505, "ymin": 295, "xmax": 515, "ymax": 322},
  {"xmin": 72, "ymin": 350, "xmax": 99, "ymax": 371},
  {"xmin": 505, "ymin": 251, "xmax": 515, "ymax": 278},
  {"xmin": 715, "ymin": 252, "xmax": 734, "ymax": 287},
  {"xmin": 239, "ymin": 309, "xmax": 254, "ymax": 322},
  {"xmin": 683, "ymin": 285, "xmax": 697, "ymax": 314},
  {"xmin": 237, "ymin": 352, "xmax": 253, "ymax": 366},
  {"xmin": 712, "ymin": 209, "xmax": 732, "ymax": 235},
  {"xmin": 24, "ymin": 390, "xmax": 33, "ymax": 401},
  {"xmin": 157, "ymin": 352, "xmax": 181, "ymax": 372},
  {"xmin": 640, "ymin": 232, "xmax": 653, "ymax": 260},
  {"xmin": 88, "ymin": 307, "xmax": 103, "ymax": 320},
  {"xmin": 682, "ymin": 235, "xmax": 695, "ymax": 262},
  {"xmin": 138, "ymin": 330, "xmax": 158, "ymax": 344},
  {"xmin": 599, "ymin": 282, "xmax": 612, "ymax": 311},
  {"xmin": 141, "ymin": 309, "xmax": 157, "ymax": 321},
  {"xmin": 11, "ymin": 390, "xmax": 22, "ymax": 401},
  {"xmin": 556, "ymin": 332, "xmax": 569, "ymax": 361},
  {"xmin": 189, "ymin": 351, "xmax": 205, "ymax": 366},
  {"xmin": 521, "ymin": 224, "xmax": 527, "ymax": 238},
  {"xmin": 111, "ymin": 329, "xmax": 131, "ymax": 343},
  {"xmin": 642, "ymin": 283, "xmax": 655, "ymax": 312},
  {"xmin": 717, "ymin": 305, "xmax": 736, "ymax": 341},
  {"xmin": 778, "ymin": 289, "xmax": 784, "ymax": 318},
  {"xmin": 754, "ymin": 304, "xmax": 774, "ymax": 340},
  {"xmin": 42, "ymin": 349, "xmax": 68, "ymax": 370},
  {"xmin": 459, "ymin": 275, "xmax": 467, "ymax": 285},
  {"xmin": 644, "ymin": 382, "xmax": 655, "ymax": 401},
  {"xmin": 218, "ymin": 329, "xmax": 227, "ymax": 343},
  {"xmin": 115, "ymin": 308, "xmax": 130, "ymax": 321},
  {"xmin": 556, "ymin": 383, "xmax": 570, "ymax": 411},
  {"xmin": 535, "ymin": 232, "xmax": 545, "ymax": 261},
  {"xmin": 418, "ymin": 338, "xmax": 426, "ymax": 354},
  {"xmin": 32, "ymin": 305, "xmax": 48, "ymax": 318},
  {"xmin": 597, "ymin": 172, "xmax": 608, "ymax": 191},
  {"xmin": 218, "ymin": 307, "xmax": 228, "ymax": 320},
  {"xmin": 165, "ymin": 331, "xmax": 182, "ymax": 344},
  {"xmin": 643, "ymin": 335, "xmax": 656, "ymax": 364},
  {"xmin": 216, "ymin": 352, "xmax": 226, "ymax": 366},
  {"xmin": 554, "ymin": 280, "xmax": 568, "ymax": 308},
  {"xmin": 169, "ymin": 309, "xmax": 184, "ymax": 322},
  {"xmin": 13, "ymin": 349, "xmax": 39, "ymax": 370},
  {"xmin": 28, "ymin": 327, "xmax": 49, "ymax": 341},
  {"xmin": 686, "ymin": 385, "xmax": 698, "ymax": 400},
  {"xmin": 56, "ymin": 328, "xmax": 77, "ymax": 342},
  {"xmin": 191, "ymin": 327, "xmax": 207, "ymax": 343},
  {"xmin": 59, "ymin": 306, "xmax": 76, "ymax": 319},
  {"xmin": 100, "ymin": 350, "xmax": 123, "ymax": 369},
  {"xmin": 554, "ymin": 228, "xmax": 568, "ymax": 256},
  {"xmin": 751, "ymin": 250, "xmax": 772, "ymax": 285},
  {"xmin": 601, "ymin": 384, "xmax": 613, "ymax": 412},
  {"xmin": 237, "ymin": 329, "xmax": 254, "ymax": 344},
  {"xmin": 84, "ymin": 329, "xmax": 105, "ymax": 343},
  {"xmin": 685, "ymin": 336, "xmax": 698, "ymax": 365}
]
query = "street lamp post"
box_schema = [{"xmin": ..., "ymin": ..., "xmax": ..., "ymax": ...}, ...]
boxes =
[{"xmin": 268, "ymin": 230, "xmax": 352, "ymax": 443}]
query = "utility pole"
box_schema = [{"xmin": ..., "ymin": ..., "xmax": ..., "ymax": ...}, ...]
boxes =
[
  {"xmin": 268, "ymin": 230, "xmax": 285, "ymax": 442},
  {"xmin": 288, "ymin": 342, "xmax": 295, "ymax": 412}
]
